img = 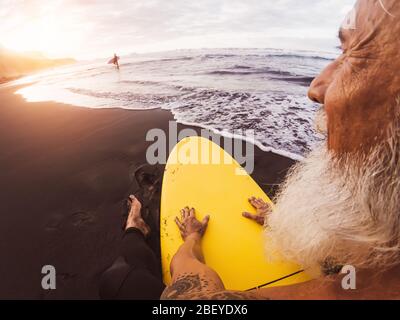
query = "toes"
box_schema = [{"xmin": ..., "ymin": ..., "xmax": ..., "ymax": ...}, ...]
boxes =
[
  {"xmin": 129, "ymin": 195, "xmax": 142, "ymax": 210},
  {"xmin": 132, "ymin": 202, "xmax": 142, "ymax": 212}
]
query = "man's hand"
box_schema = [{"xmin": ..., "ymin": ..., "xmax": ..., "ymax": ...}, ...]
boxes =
[
  {"xmin": 175, "ymin": 207, "xmax": 210, "ymax": 241},
  {"xmin": 242, "ymin": 197, "xmax": 272, "ymax": 226}
]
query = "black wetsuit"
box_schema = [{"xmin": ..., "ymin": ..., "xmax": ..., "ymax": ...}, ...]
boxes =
[{"xmin": 99, "ymin": 228, "xmax": 165, "ymax": 299}]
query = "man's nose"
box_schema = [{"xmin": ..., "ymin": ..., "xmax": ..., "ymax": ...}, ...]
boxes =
[
  {"xmin": 308, "ymin": 76, "xmax": 327, "ymax": 104},
  {"xmin": 308, "ymin": 60, "xmax": 339, "ymax": 104}
]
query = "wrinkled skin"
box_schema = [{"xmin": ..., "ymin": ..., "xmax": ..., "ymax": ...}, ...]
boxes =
[
  {"xmin": 162, "ymin": 0, "xmax": 400, "ymax": 300},
  {"xmin": 308, "ymin": 0, "xmax": 400, "ymax": 155}
]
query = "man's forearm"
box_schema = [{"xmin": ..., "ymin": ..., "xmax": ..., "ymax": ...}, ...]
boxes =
[{"xmin": 170, "ymin": 234, "xmax": 205, "ymax": 278}]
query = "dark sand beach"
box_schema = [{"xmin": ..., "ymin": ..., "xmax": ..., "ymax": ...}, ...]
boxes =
[{"xmin": 0, "ymin": 84, "xmax": 295, "ymax": 299}]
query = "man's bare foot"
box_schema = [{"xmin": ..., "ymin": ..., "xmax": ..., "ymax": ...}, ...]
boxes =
[
  {"xmin": 242, "ymin": 196, "xmax": 272, "ymax": 225},
  {"xmin": 125, "ymin": 195, "xmax": 151, "ymax": 237},
  {"xmin": 175, "ymin": 207, "xmax": 210, "ymax": 241}
]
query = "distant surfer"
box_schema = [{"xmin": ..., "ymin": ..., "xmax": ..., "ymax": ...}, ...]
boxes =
[{"xmin": 108, "ymin": 53, "xmax": 120, "ymax": 69}]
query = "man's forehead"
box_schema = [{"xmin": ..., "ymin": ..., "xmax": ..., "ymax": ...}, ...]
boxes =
[
  {"xmin": 341, "ymin": 0, "xmax": 397, "ymax": 31},
  {"xmin": 378, "ymin": 0, "xmax": 396, "ymax": 18}
]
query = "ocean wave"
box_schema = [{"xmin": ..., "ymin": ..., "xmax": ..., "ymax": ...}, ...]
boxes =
[
  {"xmin": 206, "ymin": 67, "xmax": 294, "ymax": 77},
  {"xmin": 121, "ymin": 51, "xmax": 333, "ymax": 68},
  {"xmin": 118, "ymin": 79, "xmax": 163, "ymax": 86},
  {"xmin": 199, "ymin": 52, "xmax": 334, "ymax": 61},
  {"xmin": 261, "ymin": 53, "xmax": 333, "ymax": 61},
  {"xmin": 121, "ymin": 56, "xmax": 194, "ymax": 67},
  {"xmin": 67, "ymin": 87, "xmax": 180, "ymax": 107},
  {"xmin": 232, "ymin": 65, "xmax": 252, "ymax": 69},
  {"xmin": 271, "ymin": 76, "xmax": 315, "ymax": 86}
]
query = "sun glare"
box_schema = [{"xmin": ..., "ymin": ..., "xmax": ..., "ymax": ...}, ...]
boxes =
[{"xmin": 2, "ymin": 15, "xmax": 79, "ymax": 58}]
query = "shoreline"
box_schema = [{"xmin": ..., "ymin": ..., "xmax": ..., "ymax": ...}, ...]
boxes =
[
  {"xmin": 14, "ymin": 83, "xmax": 304, "ymax": 162},
  {"xmin": 0, "ymin": 75, "xmax": 22, "ymax": 85},
  {"xmin": 0, "ymin": 84, "xmax": 295, "ymax": 299}
]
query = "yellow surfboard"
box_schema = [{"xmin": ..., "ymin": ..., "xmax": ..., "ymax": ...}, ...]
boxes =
[{"xmin": 160, "ymin": 136, "xmax": 311, "ymax": 290}]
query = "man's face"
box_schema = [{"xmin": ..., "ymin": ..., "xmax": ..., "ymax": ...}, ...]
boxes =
[{"xmin": 308, "ymin": 0, "xmax": 400, "ymax": 155}]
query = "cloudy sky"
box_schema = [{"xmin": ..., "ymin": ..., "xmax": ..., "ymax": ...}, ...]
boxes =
[{"xmin": 0, "ymin": 0, "xmax": 355, "ymax": 59}]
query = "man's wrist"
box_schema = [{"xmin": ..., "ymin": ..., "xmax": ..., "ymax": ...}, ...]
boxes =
[{"xmin": 185, "ymin": 232, "xmax": 202, "ymax": 241}]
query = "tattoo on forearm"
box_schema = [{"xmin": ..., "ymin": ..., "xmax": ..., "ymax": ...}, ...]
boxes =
[
  {"xmin": 161, "ymin": 274, "xmax": 202, "ymax": 299},
  {"xmin": 160, "ymin": 273, "xmax": 262, "ymax": 300}
]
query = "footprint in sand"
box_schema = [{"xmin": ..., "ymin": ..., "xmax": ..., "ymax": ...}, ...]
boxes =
[
  {"xmin": 45, "ymin": 211, "xmax": 95, "ymax": 231},
  {"xmin": 69, "ymin": 211, "xmax": 95, "ymax": 227}
]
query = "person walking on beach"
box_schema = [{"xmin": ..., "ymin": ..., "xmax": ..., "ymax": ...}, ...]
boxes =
[{"xmin": 108, "ymin": 53, "xmax": 120, "ymax": 69}]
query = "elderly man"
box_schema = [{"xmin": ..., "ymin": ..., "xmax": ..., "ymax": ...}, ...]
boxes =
[{"xmin": 159, "ymin": 0, "xmax": 400, "ymax": 299}]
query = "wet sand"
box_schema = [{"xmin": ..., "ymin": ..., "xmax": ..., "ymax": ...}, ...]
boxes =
[{"xmin": 0, "ymin": 84, "xmax": 295, "ymax": 299}]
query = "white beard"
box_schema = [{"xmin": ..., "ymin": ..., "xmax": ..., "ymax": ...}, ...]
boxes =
[{"xmin": 265, "ymin": 118, "xmax": 400, "ymax": 274}]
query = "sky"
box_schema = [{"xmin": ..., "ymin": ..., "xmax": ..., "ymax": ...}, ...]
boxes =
[{"xmin": 0, "ymin": 0, "xmax": 356, "ymax": 59}]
